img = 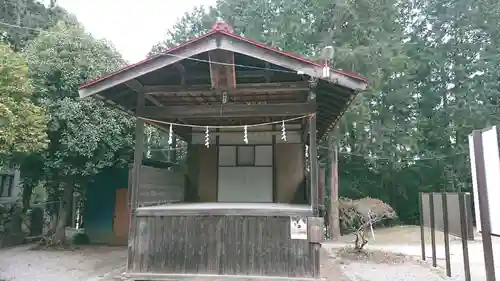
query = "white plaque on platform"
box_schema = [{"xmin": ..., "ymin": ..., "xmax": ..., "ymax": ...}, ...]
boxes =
[{"xmin": 290, "ymin": 217, "xmax": 308, "ymax": 240}]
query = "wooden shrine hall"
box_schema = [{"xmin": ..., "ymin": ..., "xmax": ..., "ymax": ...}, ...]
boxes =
[{"xmin": 79, "ymin": 21, "xmax": 368, "ymax": 281}]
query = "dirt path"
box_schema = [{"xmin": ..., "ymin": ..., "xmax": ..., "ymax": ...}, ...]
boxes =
[{"xmin": 0, "ymin": 245, "xmax": 126, "ymax": 281}]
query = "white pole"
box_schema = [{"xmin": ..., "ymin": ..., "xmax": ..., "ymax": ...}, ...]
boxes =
[{"xmin": 369, "ymin": 210, "xmax": 376, "ymax": 240}]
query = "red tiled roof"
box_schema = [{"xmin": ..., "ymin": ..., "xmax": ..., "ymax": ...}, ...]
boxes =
[{"xmin": 80, "ymin": 22, "xmax": 368, "ymax": 89}]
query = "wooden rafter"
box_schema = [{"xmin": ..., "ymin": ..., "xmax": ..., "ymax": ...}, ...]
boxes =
[
  {"xmin": 264, "ymin": 62, "xmax": 272, "ymax": 83},
  {"xmin": 124, "ymin": 79, "xmax": 163, "ymax": 107},
  {"xmin": 173, "ymin": 62, "xmax": 186, "ymax": 86}
]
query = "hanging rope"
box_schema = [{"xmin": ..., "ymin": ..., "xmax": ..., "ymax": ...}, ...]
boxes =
[{"xmin": 137, "ymin": 113, "xmax": 314, "ymax": 129}]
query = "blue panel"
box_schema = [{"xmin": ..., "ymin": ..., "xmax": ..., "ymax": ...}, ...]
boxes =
[{"xmin": 84, "ymin": 168, "xmax": 128, "ymax": 243}]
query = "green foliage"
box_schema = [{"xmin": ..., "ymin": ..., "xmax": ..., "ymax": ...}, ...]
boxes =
[
  {"xmin": 24, "ymin": 22, "xmax": 134, "ymax": 182},
  {"xmin": 0, "ymin": 0, "xmax": 73, "ymax": 51},
  {"xmin": 0, "ymin": 42, "xmax": 48, "ymax": 155},
  {"xmin": 25, "ymin": 22, "xmax": 124, "ymax": 100}
]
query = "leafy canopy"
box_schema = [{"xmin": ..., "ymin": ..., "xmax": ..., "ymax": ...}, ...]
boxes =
[
  {"xmin": 24, "ymin": 22, "xmax": 134, "ymax": 179},
  {"xmin": 0, "ymin": 42, "xmax": 47, "ymax": 155}
]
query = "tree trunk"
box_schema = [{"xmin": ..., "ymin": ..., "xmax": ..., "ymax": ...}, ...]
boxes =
[
  {"xmin": 54, "ymin": 180, "xmax": 74, "ymax": 243},
  {"xmin": 21, "ymin": 184, "xmax": 33, "ymax": 213}
]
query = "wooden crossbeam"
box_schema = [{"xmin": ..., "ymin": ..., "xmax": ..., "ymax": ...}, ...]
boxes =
[
  {"xmin": 140, "ymin": 102, "xmax": 315, "ymax": 119},
  {"xmin": 144, "ymin": 82, "xmax": 309, "ymax": 96}
]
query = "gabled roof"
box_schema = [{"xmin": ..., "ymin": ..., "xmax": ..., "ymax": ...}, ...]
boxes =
[
  {"xmin": 79, "ymin": 21, "xmax": 367, "ymax": 96},
  {"xmin": 77, "ymin": 21, "xmax": 369, "ymax": 140}
]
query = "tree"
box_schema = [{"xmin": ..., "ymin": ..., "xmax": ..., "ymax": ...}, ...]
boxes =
[
  {"xmin": 24, "ymin": 22, "xmax": 134, "ymax": 243},
  {"xmin": 339, "ymin": 197, "xmax": 396, "ymax": 250},
  {"xmin": 0, "ymin": 42, "xmax": 47, "ymax": 156},
  {"xmin": 0, "ymin": 0, "xmax": 72, "ymax": 51}
]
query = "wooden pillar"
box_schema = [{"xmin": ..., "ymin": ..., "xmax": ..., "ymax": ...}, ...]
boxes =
[
  {"xmin": 126, "ymin": 92, "xmax": 145, "ymax": 272},
  {"xmin": 168, "ymin": 136, "xmax": 177, "ymax": 164},
  {"xmin": 318, "ymin": 165, "xmax": 325, "ymax": 216},
  {"xmin": 328, "ymin": 132, "xmax": 341, "ymax": 240},
  {"xmin": 309, "ymin": 114, "xmax": 318, "ymax": 216}
]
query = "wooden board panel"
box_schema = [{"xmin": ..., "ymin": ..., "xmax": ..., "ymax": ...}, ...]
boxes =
[
  {"xmin": 217, "ymin": 167, "xmax": 273, "ymax": 203},
  {"xmin": 198, "ymin": 147, "xmax": 217, "ymax": 202},
  {"xmin": 132, "ymin": 166, "xmax": 185, "ymax": 206},
  {"xmin": 129, "ymin": 215, "xmax": 319, "ymax": 278},
  {"xmin": 275, "ymin": 144, "xmax": 305, "ymax": 203},
  {"xmin": 113, "ymin": 188, "xmax": 130, "ymax": 245}
]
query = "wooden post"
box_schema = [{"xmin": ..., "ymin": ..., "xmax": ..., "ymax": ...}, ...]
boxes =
[
  {"xmin": 418, "ymin": 192, "xmax": 426, "ymax": 261},
  {"xmin": 471, "ymin": 130, "xmax": 496, "ymax": 281},
  {"xmin": 126, "ymin": 92, "xmax": 145, "ymax": 272},
  {"xmin": 318, "ymin": 165, "xmax": 325, "ymax": 216},
  {"xmin": 328, "ymin": 133, "xmax": 341, "ymax": 240},
  {"xmin": 441, "ymin": 192, "xmax": 451, "ymax": 277},
  {"xmin": 168, "ymin": 136, "xmax": 177, "ymax": 164},
  {"xmin": 309, "ymin": 114, "xmax": 318, "ymax": 216},
  {"xmin": 459, "ymin": 193, "xmax": 472, "ymax": 281},
  {"xmin": 430, "ymin": 193, "xmax": 437, "ymax": 267}
]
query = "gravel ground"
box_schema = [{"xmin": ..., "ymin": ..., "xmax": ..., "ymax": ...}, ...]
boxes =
[
  {"xmin": 320, "ymin": 248, "xmax": 352, "ymax": 281},
  {"xmin": 324, "ymin": 244, "xmax": 461, "ymax": 281},
  {"xmin": 0, "ymin": 242, "xmax": 462, "ymax": 281},
  {"xmin": 0, "ymin": 245, "xmax": 126, "ymax": 281},
  {"xmin": 341, "ymin": 263, "xmax": 453, "ymax": 281},
  {"xmin": 0, "ymin": 245, "xmax": 348, "ymax": 281}
]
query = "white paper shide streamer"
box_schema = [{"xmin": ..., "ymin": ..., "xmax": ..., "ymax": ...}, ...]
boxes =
[
  {"xmin": 168, "ymin": 124, "xmax": 173, "ymax": 145},
  {"xmin": 205, "ymin": 126, "xmax": 210, "ymax": 148},
  {"xmin": 281, "ymin": 120, "xmax": 287, "ymax": 141},
  {"xmin": 137, "ymin": 114, "xmax": 311, "ymax": 148},
  {"xmin": 243, "ymin": 125, "xmax": 248, "ymax": 144}
]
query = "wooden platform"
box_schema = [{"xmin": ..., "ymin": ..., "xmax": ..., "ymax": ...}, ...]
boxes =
[
  {"xmin": 135, "ymin": 202, "xmax": 312, "ymax": 216},
  {"xmin": 122, "ymin": 272, "xmax": 324, "ymax": 281},
  {"xmin": 127, "ymin": 203, "xmax": 320, "ymax": 280}
]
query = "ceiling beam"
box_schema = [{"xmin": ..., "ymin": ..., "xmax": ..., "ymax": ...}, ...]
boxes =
[
  {"xmin": 144, "ymin": 82, "xmax": 309, "ymax": 96},
  {"xmin": 159, "ymin": 69, "xmax": 285, "ymax": 81},
  {"xmin": 140, "ymin": 102, "xmax": 315, "ymax": 119}
]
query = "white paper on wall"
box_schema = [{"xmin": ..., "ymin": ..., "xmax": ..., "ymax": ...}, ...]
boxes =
[{"xmin": 290, "ymin": 217, "xmax": 308, "ymax": 240}]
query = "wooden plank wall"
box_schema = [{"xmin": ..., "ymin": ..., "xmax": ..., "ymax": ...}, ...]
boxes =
[
  {"xmin": 131, "ymin": 215, "xmax": 319, "ymax": 278},
  {"xmin": 132, "ymin": 166, "xmax": 185, "ymax": 206},
  {"xmin": 275, "ymin": 143, "xmax": 305, "ymax": 203}
]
